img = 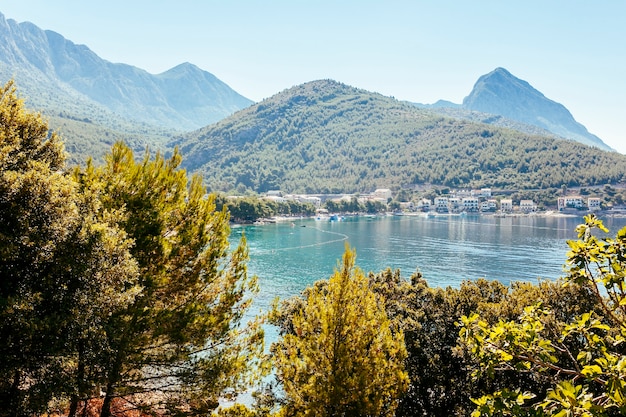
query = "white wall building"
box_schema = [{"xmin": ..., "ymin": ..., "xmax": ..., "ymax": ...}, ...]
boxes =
[
  {"xmin": 558, "ymin": 196, "xmax": 584, "ymax": 211},
  {"xmin": 587, "ymin": 197, "xmax": 601, "ymax": 211},
  {"xmin": 448, "ymin": 197, "xmax": 462, "ymax": 213},
  {"xmin": 417, "ymin": 198, "xmax": 431, "ymax": 212},
  {"xmin": 519, "ymin": 200, "xmax": 536, "ymax": 213},
  {"xmin": 434, "ymin": 197, "xmax": 449, "ymax": 212},
  {"xmin": 480, "ymin": 199, "xmax": 498, "ymax": 212},
  {"xmin": 500, "ymin": 199, "xmax": 513, "ymax": 212},
  {"xmin": 462, "ymin": 197, "xmax": 480, "ymax": 212}
]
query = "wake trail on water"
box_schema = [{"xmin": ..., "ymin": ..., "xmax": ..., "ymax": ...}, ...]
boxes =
[{"xmin": 254, "ymin": 226, "xmax": 349, "ymax": 254}]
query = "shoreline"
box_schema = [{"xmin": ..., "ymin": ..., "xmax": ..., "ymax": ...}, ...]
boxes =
[{"xmin": 238, "ymin": 209, "xmax": 626, "ymax": 226}]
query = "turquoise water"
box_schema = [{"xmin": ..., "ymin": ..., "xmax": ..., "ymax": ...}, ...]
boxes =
[{"xmin": 231, "ymin": 214, "xmax": 626, "ymax": 317}]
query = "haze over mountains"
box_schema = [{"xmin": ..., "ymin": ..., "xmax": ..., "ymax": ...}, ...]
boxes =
[
  {"xmin": 0, "ymin": 12, "xmax": 252, "ymax": 131},
  {"xmin": 0, "ymin": 11, "xmax": 623, "ymax": 194}
]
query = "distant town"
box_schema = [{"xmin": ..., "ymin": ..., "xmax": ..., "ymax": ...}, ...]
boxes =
[{"xmin": 256, "ymin": 187, "xmax": 626, "ymax": 216}]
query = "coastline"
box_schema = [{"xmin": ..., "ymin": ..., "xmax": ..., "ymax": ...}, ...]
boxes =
[{"xmin": 239, "ymin": 209, "xmax": 626, "ymax": 226}]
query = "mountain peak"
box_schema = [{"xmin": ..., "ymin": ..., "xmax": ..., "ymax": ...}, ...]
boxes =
[
  {"xmin": 462, "ymin": 68, "xmax": 611, "ymax": 151},
  {"xmin": 0, "ymin": 13, "xmax": 253, "ymax": 130}
]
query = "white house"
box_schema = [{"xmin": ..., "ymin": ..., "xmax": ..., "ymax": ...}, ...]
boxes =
[
  {"xmin": 434, "ymin": 197, "xmax": 449, "ymax": 212},
  {"xmin": 416, "ymin": 198, "xmax": 431, "ymax": 212},
  {"xmin": 480, "ymin": 199, "xmax": 498, "ymax": 212},
  {"xmin": 448, "ymin": 197, "xmax": 462, "ymax": 213},
  {"xmin": 295, "ymin": 195, "xmax": 322, "ymax": 208},
  {"xmin": 500, "ymin": 199, "xmax": 513, "ymax": 212},
  {"xmin": 557, "ymin": 196, "xmax": 584, "ymax": 211},
  {"xmin": 587, "ymin": 197, "xmax": 601, "ymax": 211},
  {"xmin": 519, "ymin": 200, "xmax": 536, "ymax": 213},
  {"xmin": 462, "ymin": 197, "xmax": 480, "ymax": 212}
]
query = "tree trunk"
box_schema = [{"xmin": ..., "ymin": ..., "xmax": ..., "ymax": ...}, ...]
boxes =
[
  {"xmin": 67, "ymin": 396, "xmax": 80, "ymax": 417},
  {"xmin": 100, "ymin": 383, "xmax": 114, "ymax": 417}
]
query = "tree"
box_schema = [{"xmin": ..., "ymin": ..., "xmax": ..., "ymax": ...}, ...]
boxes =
[
  {"xmin": 365, "ymin": 265, "xmax": 602, "ymax": 417},
  {"xmin": 76, "ymin": 142, "xmax": 265, "ymax": 416},
  {"xmin": 271, "ymin": 246, "xmax": 408, "ymax": 417},
  {"xmin": 460, "ymin": 214, "xmax": 626, "ymax": 416},
  {"xmin": 0, "ymin": 81, "xmax": 139, "ymax": 416}
]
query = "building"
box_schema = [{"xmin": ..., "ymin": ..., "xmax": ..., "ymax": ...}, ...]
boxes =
[
  {"xmin": 294, "ymin": 195, "xmax": 322, "ymax": 208},
  {"xmin": 480, "ymin": 199, "xmax": 498, "ymax": 212},
  {"xmin": 500, "ymin": 199, "xmax": 513, "ymax": 212},
  {"xmin": 519, "ymin": 200, "xmax": 536, "ymax": 213},
  {"xmin": 587, "ymin": 197, "xmax": 601, "ymax": 211},
  {"xmin": 557, "ymin": 196, "xmax": 584, "ymax": 211},
  {"xmin": 448, "ymin": 197, "xmax": 462, "ymax": 213},
  {"xmin": 434, "ymin": 197, "xmax": 449, "ymax": 213},
  {"xmin": 462, "ymin": 197, "xmax": 480, "ymax": 212},
  {"xmin": 416, "ymin": 198, "xmax": 431, "ymax": 212}
]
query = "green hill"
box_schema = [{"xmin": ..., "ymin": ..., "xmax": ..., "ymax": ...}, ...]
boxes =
[{"xmin": 173, "ymin": 80, "xmax": 626, "ymax": 194}]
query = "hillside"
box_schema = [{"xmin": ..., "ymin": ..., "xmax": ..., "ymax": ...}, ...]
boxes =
[
  {"xmin": 415, "ymin": 68, "xmax": 612, "ymax": 151},
  {"xmin": 173, "ymin": 80, "xmax": 626, "ymax": 194}
]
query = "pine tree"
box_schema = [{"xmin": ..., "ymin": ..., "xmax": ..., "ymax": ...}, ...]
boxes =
[
  {"xmin": 76, "ymin": 142, "xmax": 264, "ymax": 416},
  {"xmin": 0, "ymin": 81, "xmax": 139, "ymax": 416},
  {"xmin": 272, "ymin": 246, "xmax": 408, "ymax": 417}
]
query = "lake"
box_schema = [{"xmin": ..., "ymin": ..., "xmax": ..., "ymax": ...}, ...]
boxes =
[{"xmin": 231, "ymin": 213, "xmax": 626, "ymax": 318}]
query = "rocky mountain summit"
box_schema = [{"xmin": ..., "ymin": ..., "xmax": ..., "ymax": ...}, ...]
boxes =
[
  {"xmin": 416, "ymin": 68, "xmax": 611, "ymax": 151},
  {"xmin": 463, "ymin": 68, "xmax": 608, "ymax": 150},
  {"xmin": 0, "ymin": 12, "xmax": 253, "ymax": 130}
]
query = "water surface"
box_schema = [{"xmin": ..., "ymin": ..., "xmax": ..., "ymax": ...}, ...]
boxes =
[{"xmin": 232, "ymin": 214, "xmax": 626, "ymax": 315}]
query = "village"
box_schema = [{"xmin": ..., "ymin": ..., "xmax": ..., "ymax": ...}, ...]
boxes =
[{"xmin": 260, "ymin": 187, "xmax": 617, "ymax": 216}]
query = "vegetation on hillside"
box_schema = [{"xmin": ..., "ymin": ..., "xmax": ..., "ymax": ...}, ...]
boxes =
[
  {"xmin": 49, "ymin": 114, "xmax": 175, "ymax": 166},
  {"xmin": 175, "ymin": 80, "xmax": 626, "ymax": 195},
  {"xmin": 214, "ymin": 195, "xmax": 317, "ymax": 223},
  {"xmin": 0, "ymin": 76, "xmax": 178, "ymax": 165}
]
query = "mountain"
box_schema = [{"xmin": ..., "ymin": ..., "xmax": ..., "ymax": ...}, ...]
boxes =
[
  {"xmin": 416, "ymin": 68, "xmax": 611, "ymax": 151},
  {"xmin": 173, "ymin": 80, "xmax": 626, "ymax": 194},
  {"xmin": 0, "ymin": 11, "xmax": 253, "ymax": 161}
]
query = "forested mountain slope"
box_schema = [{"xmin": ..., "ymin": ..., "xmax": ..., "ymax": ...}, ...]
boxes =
[{"xmin": 173, "ymin": 80, "xmax": 626, "ymax": 194}]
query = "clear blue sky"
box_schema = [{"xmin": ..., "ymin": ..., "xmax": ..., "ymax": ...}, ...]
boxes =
[{"xmin": 2, "ymin": 1, "xmax": 625, "ymax": 154}]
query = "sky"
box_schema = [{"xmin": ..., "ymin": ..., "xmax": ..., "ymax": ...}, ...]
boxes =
[{"xmin": 1, "ymin": 1, "xmax": 625, "ymax": 154}]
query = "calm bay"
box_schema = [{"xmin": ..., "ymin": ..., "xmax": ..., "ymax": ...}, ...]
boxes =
[{"xmin": 232, "ymin": 214, "xmax": 626, "ymax": 317}]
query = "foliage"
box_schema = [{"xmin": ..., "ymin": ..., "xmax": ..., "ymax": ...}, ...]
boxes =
[
  {"xmin": 48, "ymin": 113, "xmax": 174, "ymax": 167},
  {"xmin": 74, "ymin": 142, "xmax": 265, "ymax": 416},
  {"xmin": 460, "ymin": 214, "xmax": 626, "ymax": 416},
  {"xmin": 270, "ymin": 246, "xmax": 409, "ymax": 417},
  {"xmin": 362, "ymin": 265, "xmax": 602, "ymax": 417},
  {"xmin": 323, "ymin": 196, "xmax": 387, "ymax": 214},
  {"xmin": 219, "ymin": 195, "xmax": 316, "ymax": 223},
  {"xmin": 0, "ymin": 80, "xmax": 139, "ymax": 416},
  {"xmin": 174, "ymin": 80, "xmax": 626, "ymax": 194}
]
